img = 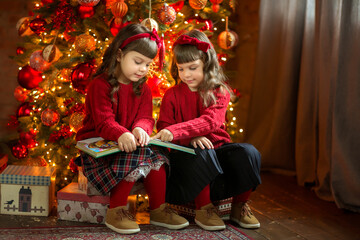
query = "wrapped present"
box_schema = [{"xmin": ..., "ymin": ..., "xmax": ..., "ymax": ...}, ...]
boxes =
[
  {"xmin": 169, "ymin": 198, "xmax": 233, "ymax": 220},
  {"xmin": 0, "ymin": 154, "xmax": 8, "ymax": 173},
  {"xmin": 57, "ymin": 182, "xmax": 110, "ymax": 224},
  {"xmin": 0, "ymin": 165, "xmax": 56, "ymax": 216}
]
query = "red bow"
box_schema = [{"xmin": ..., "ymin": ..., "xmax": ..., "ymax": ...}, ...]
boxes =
[
  {"xmin": 120, "ymin": 28, "xmax": 165, "ymax": 70},
  {"xmin": 173, "ymin": 35, "xmax": 211, "ymax": 53}
]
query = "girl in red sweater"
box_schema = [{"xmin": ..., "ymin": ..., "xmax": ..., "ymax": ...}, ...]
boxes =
[
  {"xmin": 76, "ymin": 23, "xmax": 188, "ymax": 234},
  {"xmin": 153, "ymin": 30, "xmax": 261, "ymax": 231}
]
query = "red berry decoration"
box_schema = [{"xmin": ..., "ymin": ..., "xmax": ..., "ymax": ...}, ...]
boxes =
[
  {"xmin": 16, "ymin": 47, "xmax": 26, "ymax": 55},
  {"xmin": 12, "ymin": 143, "xmax": 28, "ymax": 159},
  {"xmin": 18, "ymin": 65, "xmax": 43, "ymax": 90}
]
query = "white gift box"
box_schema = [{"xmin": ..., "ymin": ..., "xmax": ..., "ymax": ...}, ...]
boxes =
[{"xmin": 0, "ymin": 165, "xmax": 56, "ymax": 216}]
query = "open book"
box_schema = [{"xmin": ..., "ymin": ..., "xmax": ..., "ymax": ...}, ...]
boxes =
[{"xmin": 76, "ymin": 137, "xmax": 196, "ymax": 158}]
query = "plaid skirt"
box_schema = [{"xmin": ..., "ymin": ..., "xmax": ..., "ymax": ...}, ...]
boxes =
[{"xmin": 80, "ymin": 146, "xmax": 169, "ymax": 195}]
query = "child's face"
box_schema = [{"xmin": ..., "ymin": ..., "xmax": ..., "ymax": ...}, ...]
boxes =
[
  {"xmin": 177, "ymin": 59, "xmax": 204, "ymax": 92},
  {"xmin": 117, "ymin": 51, "xmax": 153, "ymax": 84}
]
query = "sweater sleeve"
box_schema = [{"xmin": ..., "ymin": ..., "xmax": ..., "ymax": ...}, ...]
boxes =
[
  {"xmin": 132, "ymin": 84, "xmax": 155, "ymax": 135},
  {"xmin": 87, "ymin": 79, "xmax": 130, "ymax": 141},
  {"xmin": 156, "ymin": 88, "xmax": 177, "ymax": 131},
  {"xmin": 166, "ymin": 89, "xmax": 230, "ymax": 140}
]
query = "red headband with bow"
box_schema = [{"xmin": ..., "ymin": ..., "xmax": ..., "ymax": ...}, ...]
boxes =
[
  {"xmin": 120, "ymin": 28, "xmax": 165, "ymax": 70},
  {"xmin": 173, "ymin": 35, "xmax": 211, "ymax": 53}
]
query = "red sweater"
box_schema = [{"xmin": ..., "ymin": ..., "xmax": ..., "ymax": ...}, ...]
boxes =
[
  {"xmin": 157, "ymin": 82, "xmax": 231, "ymax": 148},
  {"xmin": 76, "ymin": 75, "xmax": 154, "ymax": 141}
]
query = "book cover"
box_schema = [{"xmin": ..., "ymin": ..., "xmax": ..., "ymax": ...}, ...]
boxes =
[{"xmin": 76, "ymin": 137, "xmax": 196, "ymax": 158}]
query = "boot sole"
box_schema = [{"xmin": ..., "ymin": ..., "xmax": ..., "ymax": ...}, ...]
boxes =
[
  {"xmin": 150, "ymin": 220, "xmax": 189, "ymax": 230},
  {"xmin": 230, "ymin": 217, "xmax": 260, "ymax": 229},
  {"xmin": 105, "ymin": 222, "xmax": 140, "ymax": 234},
  {"xmin": 195, "ymin": 219, "xmax": 226, "ymax": 231}
]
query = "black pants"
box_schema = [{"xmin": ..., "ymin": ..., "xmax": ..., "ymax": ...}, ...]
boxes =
[{"xmin": 165, "ymin": 143, "xmax": 262, "ymax": 205}]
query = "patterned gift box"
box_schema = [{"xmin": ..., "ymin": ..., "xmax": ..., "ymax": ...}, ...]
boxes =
[
  {"xmin": 0, "ymin": 154, "xmax": 8, "ymax": 174},
  {"xmin": 57, "ymin": 182, "xmax": 110, "ymax": 224},
  {"xmin": 0, "ymin": 165, "xmax": 56, "ymax": 216},
  {"xmin": 169, "ymin": 198, "xmax": 233, "ymax": 220}
]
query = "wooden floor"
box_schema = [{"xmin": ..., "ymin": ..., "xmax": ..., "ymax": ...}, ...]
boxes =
[{"xmin": 0, "ymin": 172, "xmax": 359, "ymax": 240}]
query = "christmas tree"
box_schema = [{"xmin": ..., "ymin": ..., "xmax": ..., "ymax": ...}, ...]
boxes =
[{"xmin": 9, "ymin": 0, "xmax": 241, "ymax": 189}]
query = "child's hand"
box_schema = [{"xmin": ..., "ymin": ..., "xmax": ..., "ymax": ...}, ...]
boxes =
[
  {"xmin": 151, "ymin": 129, "xmax": 174, "ymax": 142},
  {"xmin": 118, "ymin": 132, "xmax": 137, "ymax": 153},
  {"xmin": 190, "ymin": 136, "xmax": 214, "ymax": 149},
  {"xmin": 132, "ymin": 127, "xmax": 150, "ymax": 147}
]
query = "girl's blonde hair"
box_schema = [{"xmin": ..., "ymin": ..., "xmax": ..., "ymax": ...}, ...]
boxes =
[
  {"xmin": 170, "ymin": 29, "xmax": 232, "ymax": 107},
  {"xmin": 94, "ymin": 23, "xmax": 158, "ymax": 100}
]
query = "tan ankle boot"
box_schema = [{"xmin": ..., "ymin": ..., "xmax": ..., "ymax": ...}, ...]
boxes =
[
  {"xmin": 150, "ymin": 203, "xmax": 189, "ymax": 230},
  {"xmin": 195, "ymin": 203, "xmax": 225, "ymax": 231},
  {"xmin": 231, "ymin": 201, "xmax": 260, "ymax": 229},
  {"xmin": 105, "ymin": 206, "xmax": 140, "ymax": 234}
]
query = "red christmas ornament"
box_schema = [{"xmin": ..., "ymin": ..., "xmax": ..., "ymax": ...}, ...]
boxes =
[
  {"xmin": 110, "ymin": 18, "xmax": 123, "ymax": 36},
  {"xmin": 209, "ymin": 0, "xmax": 223, "ymax": 12},
  {"xmin": 16, "ymin": 47, "xmax": 25, "ymax": 55},
  {"xmin": 19, "ymin": 130, "xmax": 37, "ymax": 148},
  {"xmin": 78, "ymin": 5, "xmax": 95, "ymax": 19},
  {"xmin": 78, "ymin": 0, "xmax": 100, "ymax": 7},
  {"xmin": 14, "ymin": 86, "xmax": 29, "ymax": 102},
  {"xmin": 170, "ymin": 0, "xmax": 184, "ymax": 12},
  {"xmin": 147, "ymin": 76, "xmax": 162, "ymax": 98},
  {"xmin": 18, "ymin": 65, "xmax": 43, "ymax": 90},
  {"xmin": 217, "ymin": 53, "xmax": 228, "ymax": 66},
  {"xmin": 157, "ymin": 4, "xmax": 176, "ymax": 25},
  {"xmin": 16, "ymin": 102, "xmax": 33, "ymax": 118},
  {"xmin": 41, "ymin": 109, "xmax": 60, "ymax": 126},
  {"xmin": 233, "ymin": 88, "xmax": 242, "ymax": 98},
  {"xmin": 71, "ymin": 62, "xmax": 95, "ymax": 94},
  {"xmin": 12, "ymin": 143, "xmax": 28, "ymax": 159},
  {"xmin": 29, "ymin": 18, "xmax": 47, "ymax": 35}
]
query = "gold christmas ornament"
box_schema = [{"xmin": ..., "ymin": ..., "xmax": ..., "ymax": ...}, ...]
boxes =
[
  {"xmin": 42, "ymin": 45, "xmax": 62, "ymax": 63},
  {"xmin": 217, "ymin": 30, "xmax": 238, "ymax": 49},
  {"xmin": 69, "ymin": 112, "xmax": 85, "ymax": 133},
  {"xmin": 111, "ymin": 0, "xmax": 128, "ymax": 25},
  {"xmin": 189, "ymin": 0, "xmax": 208, "ymax": 10},
  {"xmin": 16, "ymin": 17, "xmax": 33, "ymax": 37},
  {"xmin": 74, "ymin": 34, "xmax": 96, "ymax": 53},
  {"xmin": 141, "ymin": 18, "xmax": 158, "ymax": 31}
]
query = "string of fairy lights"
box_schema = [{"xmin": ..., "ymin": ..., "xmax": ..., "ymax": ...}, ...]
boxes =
[{"xmin": 11, "ymin": 0, "xmax": 243, "ymax": 187}]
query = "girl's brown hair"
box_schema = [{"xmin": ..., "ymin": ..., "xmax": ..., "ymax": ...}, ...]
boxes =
[
  {"xmin": 170, "ymin": 29, "xmax": 232, "ymax": 107},
  {"xmin": 94, "ymin": 23, "xmax": 158, "ymax": 100}
]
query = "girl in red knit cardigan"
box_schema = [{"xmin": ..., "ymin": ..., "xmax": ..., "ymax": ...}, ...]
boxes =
[
  {"xmin": 76, "ymin": 23, "xmax": 188, "ymax": 234},
  {"xmin": 153, "ymin": 29, "xmax": 262, "ymax": 231}
]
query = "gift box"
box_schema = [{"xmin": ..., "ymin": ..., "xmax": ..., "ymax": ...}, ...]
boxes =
[
  {"xmin": 57, "ymin": 182, "xmax": 110, "ymax": 224},
  {"xmin": 0, "ymin": 165, "xmax": 56, "ymax": 216},
  {"xmin": 169, "ymin": 198, "xmax": 233, "ymax": 220},
  {"xmin": 0, "ymin": 154, "xmax": 8, "ymax": 173}
]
